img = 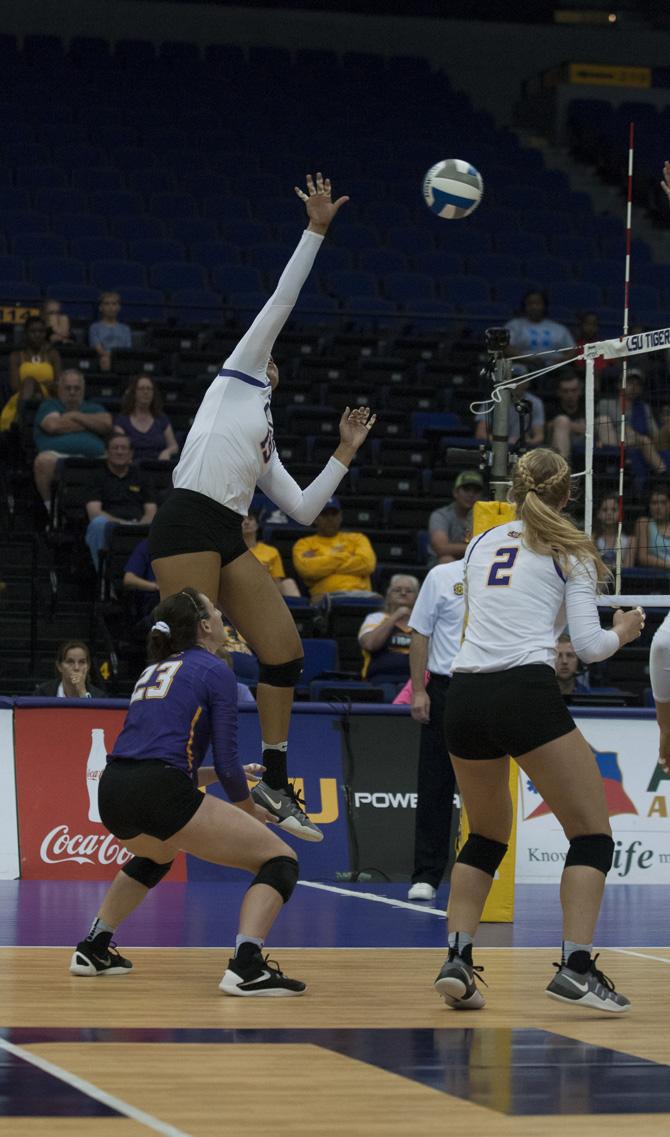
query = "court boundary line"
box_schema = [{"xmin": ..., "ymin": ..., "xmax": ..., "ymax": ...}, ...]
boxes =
[
  {"xmin": 0, "ymin": 1037, "xmax": 194, "ymax": 1137},
  {"xmin": 296, "ymin": 879, "xmax": 447, "ymax": 915},
  {"xmin": 608, "ymin": 947, "xmax": 670, "ymax": 964}
]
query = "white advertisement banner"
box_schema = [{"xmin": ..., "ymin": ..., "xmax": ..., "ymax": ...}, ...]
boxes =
[
  {"xmin": 0, "ymin": 708, "xmax": 19, "ymax": 879},
  {"xmin": 516, "ymin": 716, "xmax": 670, "ymax": 884}
]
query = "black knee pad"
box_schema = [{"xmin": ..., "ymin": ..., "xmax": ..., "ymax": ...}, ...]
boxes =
[
  {"xmin": 250, "ymin": 855, "xmax": 299, "ymax": 903},
  {"xmin": 565, "ymin": 833, "xmax": 614, "ymax": 876},
  {"xmin": 122, "ymin": 856, "xmax": 174, "ymax": 888},
  {"xmin": 258, "ymin": 657, "xmax": 304, "ymax": 688},
  {"xmin": 457, "ymin": 833, "xmax": 508, "ymax": 878}
]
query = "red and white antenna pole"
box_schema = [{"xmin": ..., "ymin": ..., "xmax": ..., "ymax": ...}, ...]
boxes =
[{"xmin": 615, "ymin": 121, "xmax": 634, "ymax": 594}]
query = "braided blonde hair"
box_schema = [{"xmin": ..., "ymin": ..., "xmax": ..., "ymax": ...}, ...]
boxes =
[{"xmin": 510, "ymin": 449, "xmax": 610, "ymax": 585}]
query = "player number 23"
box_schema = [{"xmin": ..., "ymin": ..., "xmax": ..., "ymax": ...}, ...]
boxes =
[
  {"xmin": 130, "ymin": 660, "xmax": 183, "ymax": 702},
  {"xmin": 487, "ymin": 547, "xmax": 518, "ymax": 587}
]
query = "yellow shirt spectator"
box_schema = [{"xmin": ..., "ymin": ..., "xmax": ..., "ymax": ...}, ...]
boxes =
[
  {"xmin": 292, "ymin": 497, "xmax": 377, "ymax": 598},
  {"xmin": 250, "ymin": 541, "xmax": 285, "ymax": 581}
]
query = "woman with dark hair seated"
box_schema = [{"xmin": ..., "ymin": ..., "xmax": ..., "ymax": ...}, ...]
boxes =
[
  {"xmin": 113, "ymin": 374, "xmax": 179, "ymax": 462},
  {"xmin": 33, "ymin": 640, "xmax": 106, "ymax": 698}
]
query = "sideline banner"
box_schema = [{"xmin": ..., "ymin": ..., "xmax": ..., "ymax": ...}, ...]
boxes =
[
  {"xmin": 0, "ymin": 705, "xmax": 19, "ymax": 879},
  {"xmin": 516, "ymin": 714, "xmax": 670, "ymax": 884}
]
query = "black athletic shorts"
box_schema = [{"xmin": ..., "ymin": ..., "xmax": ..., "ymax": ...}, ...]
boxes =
[
  {"xmin": 444, "ymin": 664, "xmax": 576, "ymax": 761},
  {"xmin": 148, "ymin": 488, "xmax": 248, "ymax": 565},
  {"xmin": 98, "ymin": 758, "xmax": 205, "ymax": 841}
]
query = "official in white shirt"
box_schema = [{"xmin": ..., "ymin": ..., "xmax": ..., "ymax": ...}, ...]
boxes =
[
  {"xmin": 650, "ymin": 611, "xmax": 670, "ymax": 772},
  {"xmin": 434, "ymin": 448, "xmax": 644, "ymax": 1015},
  {"xmin": 148, "ymin": 174, "xmax": 376, "ymax": 841},
  {"xmin": 406, "ymin": 560, "xmax": 465, "ymax": 903}
]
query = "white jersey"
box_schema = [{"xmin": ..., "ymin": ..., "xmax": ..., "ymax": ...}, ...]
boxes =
[
  {"xmin": 173, "ymin": 230, "xmax": 347, "ymax": 521},
  {"xmin": 409, "ymin": 560, "xmax": 465, "ymax": 676},
  {"xmin": 452, "ymin": 520, "xmax": 620, "ymax": 673},
  {"xmin": 650, "ymin": 611, "xmax": 670, "ymax": 703}
]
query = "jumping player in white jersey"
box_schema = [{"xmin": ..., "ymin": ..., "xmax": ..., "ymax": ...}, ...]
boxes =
[
  {"xmin": 149, "ymin": 173, "xmax": 375, "ymax": 842},
  {"xmin": 650, "ymin": 613, "xmax": 670, "ymax": 773},
  {"xmin": 434, "ymin": 448, "xmax": 644, "ymax": 1014}
]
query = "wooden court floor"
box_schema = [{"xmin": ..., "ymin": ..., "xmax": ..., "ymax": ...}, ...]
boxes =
[{"xmin": 1, "ymin": 944, "xmax": 669, "ymax": 1137}]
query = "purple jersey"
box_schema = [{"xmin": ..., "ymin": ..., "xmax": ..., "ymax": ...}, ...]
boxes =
[{"xmin": 111, "ymin": 647, "xmax": 248, "ymax": 803}]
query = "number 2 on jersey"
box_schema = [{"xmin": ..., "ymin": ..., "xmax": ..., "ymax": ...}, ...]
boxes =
[
  {"xmin": 487, "ymin": 546, "xmax": 519, "ymax": 587},
  {"xmin": 130, "ymin": 660, "xmax": 183, "ymax": 702}
]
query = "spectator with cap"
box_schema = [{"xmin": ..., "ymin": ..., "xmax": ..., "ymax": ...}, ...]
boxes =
[
  {"xmin": 89, "ymin": 291, "xmax": 132, "ymax": 373},
  {"xmin": 474, "ymin": 365, "xmax": 545, "ymax": 450},
  {"xmin": 242, "ymin": 512, "xmax": 301, "ymax": 597},
  {"xmin": 427, "ymin": 471, "xmax": 483, "ymax": 567},
  {"xmin": 358, "ymin": 574, "xmax": 420, "ymax": 697},
  {"xmin": 33, "ymin": 369, "xmax": 112, "ymax": 508},
  {"xmin": 292, "ymin": 496, "xmax": 378, "ymax": 601},
  {"xmin": 85, "ymin": 434, "xmax": 156, "ymax": 571}
]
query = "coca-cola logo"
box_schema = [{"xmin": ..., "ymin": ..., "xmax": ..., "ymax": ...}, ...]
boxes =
[{"xmin": 40, "ymin": 824, "xmax": 132, "ymax": 866}]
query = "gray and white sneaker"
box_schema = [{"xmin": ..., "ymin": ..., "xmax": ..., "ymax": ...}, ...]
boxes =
[
  {"xmin": 546, "ymin": 954, "xmax": 631, "ymax": 1013},
  {"xmin": 252, "ymin": 780, "xmax": 323, "ymax": 842},
  {"xmin": 434, "ymin": 950, "xmax": 487, "ymax": 1010}
]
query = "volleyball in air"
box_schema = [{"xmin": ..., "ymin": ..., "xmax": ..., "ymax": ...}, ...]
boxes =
[{"xmin": 422, "ymin": 159, "xmax": 484, "ymax": 219}]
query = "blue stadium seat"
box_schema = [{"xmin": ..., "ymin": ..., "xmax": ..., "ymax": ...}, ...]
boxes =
[
  {"xmin": 159, "ymin": 41, "xmax": 201, "ymax": 65},
  {"xmin": 430, "ymin": 226, "xmax": 493, "ymax": 255},
  {"xmin": 550, "ymin": 234, "xmax": 598, "ymax": 259},
  {"xmin": 0, "ymin": 256, "xmax": 25, "ymax": 280},
  {"xmin": 495, "ymin": 231, "xmax": 547, "ymax": 256},
  {"xmin": 289, "ymin": 295, "xmax": 340, "ymax": 325},
  {"xmin": 203, "ymin": 195, "xmax": 251, "ymax": 221},
  {"xmin": 172, "ymin": 218, "xmax": 219, "ymax": 244},
  {"xmin": 89, "ymin": 191, "xmax": 143, "ymax": 216},
  {"xmin": 406, "ymin": 299, "xmax": 458, "ymax": 329},
  {"xmin": 346, "ymin": 296, "xmax": 397, "ymax": 329},
  {"xmin": 189, "ymin": 241, "xmax": 241, "ymax": 269},
  {"xmin": 204, "ymin": 43, "xmax": 246, "ymax": 69},
  {"xmin": 30, "ymin": 257, "xmax": 85, "ymax": 285},
  {"xmin": 212, "ymin": 266, "xmax": 263, "ymax": 296},
  {"xmin": 23, "ymin": 34, "xmax": 63, "ymax": 64},
  {"xmin": 492, "ymin": 275, "xmax": 538, "ymax": 306},
  {"xmin": 58, "ymin": 145, "xmax": 106, "ymax": 170},
  {"xmin": 384, "ymin": 271, "xmax": 435, "ymax": 302},
  {"xmin": 525, "ymin": 208, "xmax": 574, "ymax": 235},
  {"xmin": 525, "ymin": 256, "xmax": 572, "ymax": 283},
  {"xmin": 0, "ymin": 189, "xmax": 31, "ymax": 212},
  {"xmin": 460, "ymin": 300, "xmax": 510, "ymax": 325},
  {"xmin": 467, "ymin": 253, "xmax": 522, "ymax": 279},
  {"xmin": 15, "ymin": 166, "xmax": 67, "ymax": 190},
  {"xmin": 475, "ymin": 206, "xmax": 521, "ymax": 234},
  {"xmin": 327, "ymin": 270, "xmax": 378, "ymax": 298},
  {"xmin": 413, "ymin": 251, "xmax": 465, "ymax": 277},
  {"xmin": 387, "ymin": 225, "xmax": 435, "ymax": 254},
  {"xmin": 125, "ymin": 169, "xmax": 176, "ymax": 195},
  {"xmin": 358, "ymin": 248, "xmax": 409, "ymax": 274},
  {"xmin": 149, "ymin": 261, "xmax": 207, "ymax": 291},
  {"xmin": 46, "ymin": 283, "xmax": 99, "ymax": 318},
  {"xmin": 70, "ymin": 237, "xmax": 126, "ymax": 262},
  {"xmin": 547, "ymin": 281, "xmax": 603, "ymax": 310},
  {"xmin": 112, "ymin": 216, "xmax": 166, "ymax": 240},
  {"xmin": 117, "ymin": 286, "xmax": 164, "ymax": 321},
  {"xmin": 90, "ymin": 259, "xmax": 147, "ymax": 288},
  {"xmin": 312, "ymin": 245, "xmax": 353, "ymax": 272},
  {"xmin": 446, "ymin": 276, "xmax": 490, "ymax": 305},
  {"xmin": 113, "ymin": 147, "xmax": 159, "ymax": 171},
  {"xmin": 35, "ymin": 189, "xmax": 88, "ymax": 215},
  {"xmin": 0, "ymin": 142, "xmax": 48, "ymax": 165},
  {"xmin": 172, "ymin": 289, "xmax": 222, "ymax": 323},
  {"xmin": 331, "ymin": 223, "xmax": 379, "ymax": 250},
  {"xmin": 604, "ymin": 283, "xmax": 660, "ymax": 311},
  {"xmin": 0, "ymin": 280, "xmax": 39, "ymax": 302},
  {"xmin": 115, "ymin": 39, "xmax": 156, "ymax": 66},
  {"xmin": 410, "ymin": 411, "xmax": 462, "ymax": 439},
  {"xmin": 13, "ymin": 234, "xmax": 66, "ymax": 259},
  {"xmin": 149, "ymin": 193, "xmax": 197, "ymax": 219},
  {"xmin": 227, "ymin": 291, "xmax": 268, "ymax": 319},
  {"xmin": 68, "ymin": 37, "xmax": 111, "ymax": 66},
  {"xmin": 72, "ymin": 167, "xmax": 123, "ymax": 191},
  {"xmin": 220, "ymin": 221, "xmax": 271, "ymax": 246},
  {"xmin": 129, "ymin": 239, "xmax": 185, "ymax": 265},
  {"xmin": 246, "ymin": 244, "xmax": 296, "ymax": 274},
  {"xmin": 58, "ymin": 214, "xmax": 108, "ymax": 238},
  {"xmin": 601, "ymin": 236, "xmax": 651, "ymax": 263}
]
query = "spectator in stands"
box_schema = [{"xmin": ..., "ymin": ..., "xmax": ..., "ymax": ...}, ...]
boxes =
[
  {"xmin": 358, "ymin": 574, "xmax": 419, "ymax": 696},
  {"xmin": 505, "ymin": 288, "xmax": 576, "ymax": 366},
  {"xmin": 33, "ymin": 640, "xmax": 106, "ymax": 698},
  {"xmin": 1, "ymin": 316, "xmax": 61, "ymax": 431},
  {"xmin": 123, "ymin": 536, "xmax": 160, "ymax": 619},
  {"xmin": 427, "ymin": 470, "xmax": 483, "ymax": 567},
  {"xmin": 555, "ymin": 633, "xmax": 590, "ymax": 699},
  {"xmin": 634, "ymin": 487, "xmax": 670, "ymax": 570},
  {"xmin": 113, "ymin": 374, "xmax": 179, "ymax": 462},
  {"xmin": 292, "ymin": 496, "xmax": 378, "ymax": 600},
  {"xmin": 475, "ymin": 367, "xmax": 545, "ymax": 451},
  {"xmin": 40, "ymin": 299, "xmax": 72, "ymax": 345},
  {"xmin": 573, "ymin": 311, "xmax": 606, "ymax": 382},
  {"xmin": 85, "ymin": 434, "xmax": 157, "ymax": 571},
  {"xmin": 89, "ymin": 291, "xmax": 132, "ymax": 372},
  {"xmin": 593, "ymin": 493, "xmax": 635, "ymax": 569},
  {"xmin": 597, "ymin": 367, "xmax": 666, "ymax": 475},
  {"xmin": 33, "ymin": 369, "xmax": 112, "ymax": 507},
  {"xmin": 547, "ymin": 371, "xmax": 585, "ymax": 461},
  {"xmin": 241, "ymin": 512, "xmax": 300, "ymax": 597}
]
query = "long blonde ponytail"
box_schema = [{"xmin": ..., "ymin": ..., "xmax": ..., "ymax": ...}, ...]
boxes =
[{"xmin": 510, "ymin": 450, "xmax": 610, "ymax": 586}]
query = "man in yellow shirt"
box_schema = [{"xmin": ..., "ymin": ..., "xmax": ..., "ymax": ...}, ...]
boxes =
[
  {"xmin": 292, "ymin": 497, "xmax": 378, "ymax": 600},
  {"xmin": 242, "ymin": 513, "xmax": 300, "ymax": 597}
]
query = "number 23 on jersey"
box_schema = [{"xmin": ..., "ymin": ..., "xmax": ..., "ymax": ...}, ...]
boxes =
[
  {"xmin": 487, "ymin": 546, "xmax": 519, "ymax": 587},
  {"xmin": 130, "ymin": 660, "xmax": 183, "ymax": 702}
]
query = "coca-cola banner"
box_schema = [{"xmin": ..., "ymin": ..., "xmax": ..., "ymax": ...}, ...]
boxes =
[
  {"xmin": 0, "ymin": 704, "xmax": 20, "ymax": 879},
  {"xmin": 13, "ymin": 703, "xmax": 188, "ymax": 881}
]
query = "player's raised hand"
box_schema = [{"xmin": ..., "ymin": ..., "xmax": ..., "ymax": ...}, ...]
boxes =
[
  {"xmin": 295, "ymin": 172, "xmax": 349, "ymax": 234},
  {"xmin": 661, "ymin": 161, "xmax": 670, "ymax": 205},
  {"xmin": 338, "ymin": 405, "xmax": 377, "ymax": 452}
]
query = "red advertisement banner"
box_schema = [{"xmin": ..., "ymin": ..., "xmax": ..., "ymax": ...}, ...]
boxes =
[{"xmin": 14, "ymin": 706, "xmax": 187, "ymax": 881}]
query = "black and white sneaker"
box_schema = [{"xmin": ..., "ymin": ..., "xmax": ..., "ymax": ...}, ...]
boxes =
[
  {"xmin": 69, "ymin": 935, "xmax": 133, "ymax": 977},
  {"xmin": 546, "ymin": 954, "xmax": 630, "ymax": 1013},
  {"xmin": 219, "ymin": 951, "xmax": 306, "ymax": 997},
  {"xmin": 252, "ymin": 780, "xmax": 323, "ymax": 842},
  {"xmin": 434, "ymin": 950, "xmax": 487, "ymax": 1009}
]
